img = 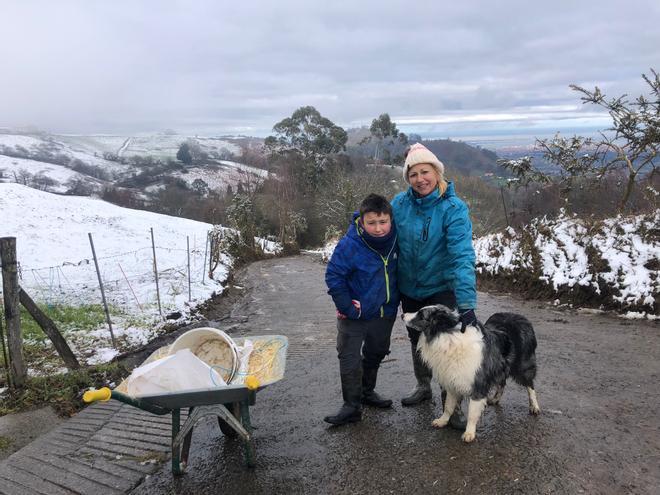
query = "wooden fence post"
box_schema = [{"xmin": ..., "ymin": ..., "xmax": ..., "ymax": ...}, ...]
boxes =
[
  {"xmin": 201, "ymin": 231, "xmax": 209, "ymax": 284},
  {"xmin": 19, "ymin": 288, "xmax": 80, "ymax": 370},
  {"xmin": 187, "ymin": 236, "xmax": 191, "ymax": 302},
  {"xmin": 88, "ymin": 233, "xmax": 117, "ymax": 348},
  {"xmin": 0, "ymin": 237, "xmax": 27, "ymax": 388},
  {"xmin": 150, "ymin": 228, "xmax": 163, "ymax": 319},
  {"xmin": 0, "ymin": 309, "xmax": 12, "ymax": 388}
]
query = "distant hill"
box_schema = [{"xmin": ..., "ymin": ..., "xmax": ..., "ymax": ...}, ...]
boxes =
[
  {"xmin": 421, "ymin": 139, "xmax": 499, "ymax": 176},
  {"xmin": 345, "ymin": 127, "xmax": 500, "ymax": 176},
  {"xmin": 0, "ymin": 130, "xmax": 268, "ymax": 198}
]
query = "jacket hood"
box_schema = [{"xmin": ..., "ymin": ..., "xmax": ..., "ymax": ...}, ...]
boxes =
[{"xmin": 349, "ymin": 211, "xmax": 397, "ymax": 242}]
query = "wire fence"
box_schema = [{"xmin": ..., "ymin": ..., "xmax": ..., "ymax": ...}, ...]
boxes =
[{"xmin": 6, "ymin": 231, "xmax": 227, "ymax": 321}]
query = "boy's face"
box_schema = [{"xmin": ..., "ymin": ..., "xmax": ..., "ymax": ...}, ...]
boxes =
[{"xmin": 362, "ymin": 212, "xmax": 392, "ymax": 237}]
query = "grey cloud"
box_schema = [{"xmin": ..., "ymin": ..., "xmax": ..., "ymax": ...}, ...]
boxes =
[{"xmin": 0, "ymin": 0, "xmax": 658, "ymax": 136}]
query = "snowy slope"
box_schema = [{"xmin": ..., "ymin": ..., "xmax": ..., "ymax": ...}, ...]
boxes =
[
  {"xmin": 0, "ymin": 183, "xmax": 231, "ymax": 364},
  {"xmin": 0, "ymin": 130, "xmax": 264, "ymax": 196},
  {"xmin": 171, "ymin": 160, "xmax": 270, "ymax": 191},
  {"xmin": 0, "ymin": 132, "xmax": 131, "ymax": 177},
  {"xmin": 0, "ymin": 155, "xmax": 105, "ymax": 193}
]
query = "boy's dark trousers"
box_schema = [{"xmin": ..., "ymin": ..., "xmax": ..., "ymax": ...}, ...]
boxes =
[
  {"xmin": 337, "ymin": 317, "xmax": 394, "ymax": 373},
  {"xmin": 324, "ymin": 317, "xmax": 395, "ymax": 424}
]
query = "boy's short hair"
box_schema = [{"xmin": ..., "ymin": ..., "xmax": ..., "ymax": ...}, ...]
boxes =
[{"xmin": 359, "ymin": 193, "xmax": 392, "ymax": 218}]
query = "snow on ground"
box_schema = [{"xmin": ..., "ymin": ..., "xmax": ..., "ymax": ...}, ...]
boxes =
[
  {"xmin": 0, "ymin": 133, "xmax": 50, "ymax": 150},
  {"xmin": 0, "ymin": 131, "xmax": 133, "ymax": 178},
  {"xmin": 0, "ymin": 155, "xmax": 104, "ymax": 193},
  {"xmin": 0, "ymin": 131, "xmax": 263, "ymax": 195},
  {"xmin": 102, "ymin": 134, "xmax": 241, "ymax": 160},
  {"xmin": 475, "ymin": 210, "xmax": 659, "ymax": 318},
  {"xmin": 174, "ymin": 161, "xmax": 270, "ymax": 190},
  {"xmin": 0, "ymin": 183, "xmax": 232, "ymax": 366}
]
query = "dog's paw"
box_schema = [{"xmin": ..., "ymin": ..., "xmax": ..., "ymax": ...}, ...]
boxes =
[
  {"xmin": 487, "ymin": 397, "xmax": 500, "ymax": 406},
  {"xmin": 432, "ymin": 417, "xmax": 449, "ymax": 429},
  {"xmin": 529, "ymin": 404, "xmax": 541, "ymax": 415},
  {"xmin": 461, "ymin": 431, "xmax": 476, "ymax": 443}
]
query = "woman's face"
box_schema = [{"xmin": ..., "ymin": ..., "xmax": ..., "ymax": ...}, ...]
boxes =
[{"xmin": 407, "ymin": 163, "xmax": 439, "ymax": 197}]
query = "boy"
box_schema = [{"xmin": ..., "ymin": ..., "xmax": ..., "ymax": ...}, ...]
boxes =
[{"xmin": 324, "ymin": 194, "xmax": 399, "ymax": 425}]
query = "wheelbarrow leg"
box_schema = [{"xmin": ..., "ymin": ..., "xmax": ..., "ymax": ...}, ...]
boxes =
[
  {"xmin": 218, "ymin": 402, "xmax": 240, "ymax": 438},
  {"xmin": 171, "ymin": 408, "xmax": 184, "ymax": 475},
  {"xmin": 180, "ymin": 407, "xmax": 195, "ymax": 470},
  {"xmin": 239, "ymin": 399, "xmax": 256, "ymax": 468}
]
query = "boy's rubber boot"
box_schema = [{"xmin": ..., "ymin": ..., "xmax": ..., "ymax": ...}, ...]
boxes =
[
  {"xmin": 324, "ymin": 369, "xmax": 363, "ymax": 425},
  {"xmin": 361, "ymin": 366, "xmax": 392, "ymax": 408},
  {"xmin": 401, "ymin": 343, "xmax": 433, "ymax": 406},
  {"xmin": 441, "ymin": 390, "xmax": 468, "ymax": 430}
]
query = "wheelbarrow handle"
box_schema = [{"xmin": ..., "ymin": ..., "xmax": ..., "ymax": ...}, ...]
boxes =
[{"xmin": 83, "ymin": 387, "xmax": 112, "ymax": 403}]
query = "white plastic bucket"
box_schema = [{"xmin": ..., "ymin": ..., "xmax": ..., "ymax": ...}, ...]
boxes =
[{"xmin": 169, "ymin": 327, "xmax": 240, "ymax": 384}]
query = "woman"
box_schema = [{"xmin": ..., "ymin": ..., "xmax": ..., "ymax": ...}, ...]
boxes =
[{"xmin": 391, "ymin": 142, "xmax": 478, "ymax": 429}]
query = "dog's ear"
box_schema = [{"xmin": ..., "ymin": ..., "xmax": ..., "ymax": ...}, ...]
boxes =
[{"xmin": 427, "ymin": 304, "xmax": 460, "ymax": 330}]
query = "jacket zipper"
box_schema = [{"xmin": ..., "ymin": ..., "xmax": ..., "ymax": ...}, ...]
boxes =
[{"xmin": 355, "ymin": 218, "xmax": 395, "ymax": 316}]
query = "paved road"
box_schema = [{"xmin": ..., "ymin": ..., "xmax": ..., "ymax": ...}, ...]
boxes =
[{"xmin": 129, "ymin": 255, "xmax": 660, "ymax": 495}]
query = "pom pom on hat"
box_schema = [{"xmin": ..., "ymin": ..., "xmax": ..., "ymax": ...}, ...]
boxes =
[{"xmin": 403, "ymin": 143, "xmax": 444, "ymax": 183}]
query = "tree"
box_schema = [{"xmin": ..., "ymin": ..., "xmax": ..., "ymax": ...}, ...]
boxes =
[
  {"xmin": 191, "ymin": 178, "xmax": 210, "ymax": 196},
  {"xmin": 364, "ymin": 113, "xmax": 408, "ymax": 162},
  {"xmin": 264, "ymin": 106, "xmax": 348, "ymax": 189},
  {"xmin": 177, "ymin": 142, "xmax": 193, "ymax": 165},
  {"xmin": 499, "ymin": 69, "xmax": 660, "ymax": 211}
]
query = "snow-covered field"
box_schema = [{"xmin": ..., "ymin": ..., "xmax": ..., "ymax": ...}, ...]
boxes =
[
  {"xmin": 172, "ymin": 160, "xmax": 270, "ymax": 191},
  {"xmin": 0, "ymin": 130, "xmax": 265, "ymax": 196},
  {"xmin": 0, "ymin": 155, "xmax": 104, "ymax": 193},
  {"xmin": 0, "ymin": 132, "xmax": 131, "ymax": 177},
  {"xmin": 0, "ymin": 183, "xmax": 233, "ymax": 367}
]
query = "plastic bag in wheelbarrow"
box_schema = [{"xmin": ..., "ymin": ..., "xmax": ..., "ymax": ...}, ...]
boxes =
[{"xmin": 126, "ymin": 348, "xmax": 226, "ymax": 397}]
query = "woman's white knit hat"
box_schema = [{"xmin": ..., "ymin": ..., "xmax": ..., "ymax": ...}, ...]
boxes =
[{"xmin": 403, "ymin": 143, "xmax": 444, "ymax": 183}]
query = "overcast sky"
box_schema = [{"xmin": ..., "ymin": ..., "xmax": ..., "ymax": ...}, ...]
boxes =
[{"xmin": 1, "ymin": 1, "xmax": 658, "ymax": 140}]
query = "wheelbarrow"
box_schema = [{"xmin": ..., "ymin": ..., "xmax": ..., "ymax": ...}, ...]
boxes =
[{"xmin": 83, "ymin": 335, "xmax": 288, "ymax": 475}]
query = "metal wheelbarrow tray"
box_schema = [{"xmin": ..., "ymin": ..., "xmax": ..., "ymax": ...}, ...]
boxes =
[{"xmin": 83, "ymin": 335, "xmax": 288, "ymax": 475}]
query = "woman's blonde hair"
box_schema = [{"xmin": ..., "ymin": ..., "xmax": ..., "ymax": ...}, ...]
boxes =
[{"xmin": 435, "ymin": 169, "xmax": 448, "ymax": 196}]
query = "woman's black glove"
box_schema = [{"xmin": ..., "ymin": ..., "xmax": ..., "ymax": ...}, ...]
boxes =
[{"xmin": 459, "ymin": 309, "xmax": 477, "ymax": 332}]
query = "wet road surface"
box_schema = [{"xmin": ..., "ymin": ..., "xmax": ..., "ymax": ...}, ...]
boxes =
[{"xmin": 131, "ymin": 255, "xmax": 660, "ymax": 494}]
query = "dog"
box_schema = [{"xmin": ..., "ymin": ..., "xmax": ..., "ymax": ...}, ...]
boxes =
[{"xmin": 402, "ymin": 305, "xmax": 540, "ymax": 443}]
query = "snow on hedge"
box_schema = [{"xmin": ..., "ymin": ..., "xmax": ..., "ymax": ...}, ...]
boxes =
[{"xmin": 475, "ymin": 210, "xmax": 659, "ymax": 316}]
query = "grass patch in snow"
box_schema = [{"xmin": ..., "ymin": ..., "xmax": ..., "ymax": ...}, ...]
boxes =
[
  {"xmin": 0, "ymin": 303, "xmax": 112, "ymax": 375},
  {"xmin": 0, "ymin": 362, "xmax": 129, "ymax": 417},
  {"xmin": 0, "ymin": 304, "xmax": 107, "ymax": 343}
]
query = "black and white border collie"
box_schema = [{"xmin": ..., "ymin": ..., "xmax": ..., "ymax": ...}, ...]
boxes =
[{"xmin": 402, "ymin": 305, "xmax": 540, "ymax": 443}]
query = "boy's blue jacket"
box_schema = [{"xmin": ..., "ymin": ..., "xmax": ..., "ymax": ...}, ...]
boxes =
[
  {"xmin": 391, "ymin": 181, "xmax": 477, "ymax": 310},
  {"xmin": 325, "ymin": 213, "xmax": 399, "ymax": 320}
]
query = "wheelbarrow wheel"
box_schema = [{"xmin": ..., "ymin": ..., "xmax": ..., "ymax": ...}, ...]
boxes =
[{"xmin": 218, "ymin": 402, "xmax": 241, "ymax": 438}]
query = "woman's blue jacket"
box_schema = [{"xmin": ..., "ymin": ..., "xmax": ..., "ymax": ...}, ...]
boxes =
[
  {"xmin": 325, "ymin": 213, "xmax": 399, "ymax": 320},
  {"xmin": 391, "ymin": 182, "xmax": 477, "ymax": 310}
]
